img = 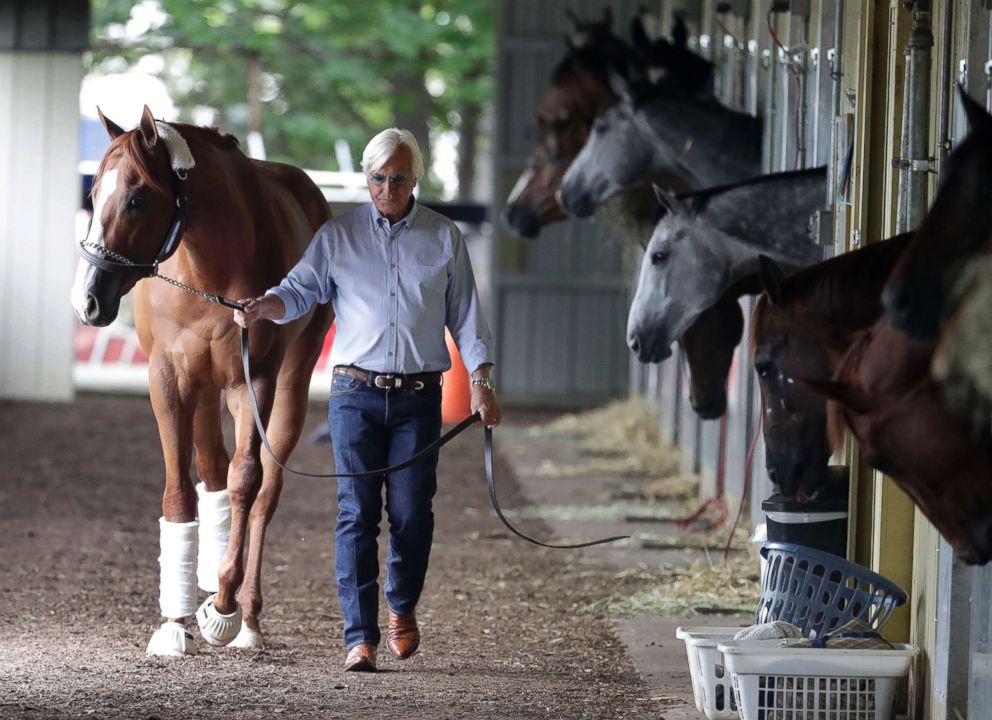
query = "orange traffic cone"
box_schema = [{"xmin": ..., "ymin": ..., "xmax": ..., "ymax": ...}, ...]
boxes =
[{"xmin": 441, "ymin": 329, "xmax": 473, "ymax": 424}]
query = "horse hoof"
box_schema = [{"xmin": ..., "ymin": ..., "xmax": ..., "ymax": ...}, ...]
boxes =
[
  {"xmin": 228, "ymin": 621, "xmax": 265, "ymax": 649},
  {"xmin": 147, "ymin": 621, "xmax": 197, "ymax": 657},
  {"xmin": 195, "ymin": 593, "xmax": 243, "ymax": 646}
]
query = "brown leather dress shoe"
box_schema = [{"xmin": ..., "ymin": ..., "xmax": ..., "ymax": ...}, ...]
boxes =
[
  {"xmin": 386, "ymin": 609, "xmax": 420, "ymax": 659},
  {"xmin": 344, "ymin": 643, "xmax": 377, "ymax": 672}
]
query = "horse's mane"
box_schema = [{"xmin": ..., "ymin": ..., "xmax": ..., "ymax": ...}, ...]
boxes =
[
  {"xmin": 749, "ymin": 235, "xmax": 913, "ymax": 366},
  {"xmin": 782, "ymin": 234, "xmax": 912, "ymax": 317},
  {"xmin": 92, "ymin": 123, "xmax": 241, "ymax": 201},
  {"xmin": 678, "ymin": 166, "xmax": 826, "ymax": 210}
]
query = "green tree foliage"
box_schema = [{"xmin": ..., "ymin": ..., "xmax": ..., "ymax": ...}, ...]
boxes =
[{"xmin": 89, "ymin": 0, "xmax": 494, "ymax": 199}]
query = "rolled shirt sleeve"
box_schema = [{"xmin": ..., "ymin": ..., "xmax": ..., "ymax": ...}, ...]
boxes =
[
  {"xmin": 265, "ymin": 225, "xmax": 337, "ymax": 324},
  {"xmin": 445, "ymin": 229, "xmax": 495, "ymax": 374}
]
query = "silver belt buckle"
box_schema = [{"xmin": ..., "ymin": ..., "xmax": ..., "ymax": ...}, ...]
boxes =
[{"xmin": 374, "ymin": 374, "xmax": 399, "ymax": 389}]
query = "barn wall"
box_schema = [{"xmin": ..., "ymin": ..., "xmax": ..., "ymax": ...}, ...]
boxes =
[
  {"xmin": 0, "ymin": 48, "xmax": 84, "ymax": 401},
  {"xmin": 0, "ymin": 1, "xmax": 88, "ymax": 401}
]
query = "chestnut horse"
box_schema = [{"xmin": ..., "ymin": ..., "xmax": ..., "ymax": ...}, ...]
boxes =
[
  {"xmin": 71, "ymin": 107, "xmax": 334, "ymax": 655},
  {"xmin": 806, "ymin": 319, "xmax": 992, "ymax": 565},
  {"xmin": 883, "ymin": 89, "xmax": 992, "ymax": 429},
  {"xmin": 883, "ymin": 87, "xmax": 992, "ymax": 340},
  {"xmin": 750, "ymin": 234, "xmax": 910, "ymax": 500}
]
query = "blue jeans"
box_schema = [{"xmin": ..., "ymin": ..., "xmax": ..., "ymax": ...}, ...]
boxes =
[{"xmin": 328, "ymin": 372, "xmax": 442, "ymax": 649}]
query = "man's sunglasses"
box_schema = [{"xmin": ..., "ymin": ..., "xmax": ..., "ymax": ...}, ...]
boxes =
[{"xmin": 369, "ymin": 173, "xmax": 410, "ymax": 186}]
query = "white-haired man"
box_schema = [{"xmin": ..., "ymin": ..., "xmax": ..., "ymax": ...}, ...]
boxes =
[{"xmin": 235, "ymin": 128, "xmax": 500, "ymax": 672}]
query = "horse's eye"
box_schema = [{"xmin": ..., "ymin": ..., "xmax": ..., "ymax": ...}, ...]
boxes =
[
  {"xmin": 593, "ymin": 120, "xmax": 608, "ymax": 134},
  {"xmin": 127, "ymin": 195, "xmax": 145, "ymax": 210},
  {"xmin": 650, "ymin": 248, "xmax": 668, "ymax": 265}
]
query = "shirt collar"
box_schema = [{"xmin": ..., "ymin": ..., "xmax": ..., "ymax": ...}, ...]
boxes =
[{"xmin": 371, "ymin": 200, "xmax": 419, "ymax": 233}]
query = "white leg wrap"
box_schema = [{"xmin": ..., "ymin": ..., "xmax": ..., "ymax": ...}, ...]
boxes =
[
  {"xmin": 196, "ymin": 483, "xmax": 231, "ymax": 593},
  {"xmin": 158, "ymin": 517, "xmax": 198, "ymax": 619}
]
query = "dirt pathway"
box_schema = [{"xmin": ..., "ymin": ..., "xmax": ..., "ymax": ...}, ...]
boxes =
[{"xmin": 0, "ymin": 397, "xmax": 660, "ymax": 720}]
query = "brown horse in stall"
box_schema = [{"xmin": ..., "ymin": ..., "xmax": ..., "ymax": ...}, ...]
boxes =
[
  {"xmin": 883, "ymin": 87, "xmax": 992, "ymax": 341},
  {"xmin": 750, "ymin": 235, "xmax": 911, "ymax": 500},
  {"xmin": 883, "ymin": 88, "xmax": 992, "ymax": 430},
  {"xmin": 805, "ymin": 318, "xmax": 992, "ymax": 565},
  {"xmin": 502, "ymin": 8, "xmax": 636, "ymax": 238},
  {"xmin": 71, "ymin": 106, "xmax": 334, "ymax": 655}
]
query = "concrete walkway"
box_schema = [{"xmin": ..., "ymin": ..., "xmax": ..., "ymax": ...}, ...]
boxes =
[{"xmin": 496, "ymin": 408, "xmax": 755, "ymax": 720}]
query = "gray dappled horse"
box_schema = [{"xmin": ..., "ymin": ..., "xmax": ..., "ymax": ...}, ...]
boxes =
[
  {"xmin": 627, "ymin": 168, "xmax": 827, "ymax": 363},
  {"xmin": 558, "ymin": 68, "xmax": 762, "ymax": 219}
]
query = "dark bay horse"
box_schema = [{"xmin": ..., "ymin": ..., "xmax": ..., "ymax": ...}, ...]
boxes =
[
  {"xmin": 502, "ymin": 8, "xmax": 635, "ymax": 239},
  {"xmin": 70, "ymin": 107, "xmax": 334, "ymax": 654},
  {"xmin": 750, "ymin": 235, "xmax": 911, "ymax": 500},
  {"xmin": 805, "ymin": 319, "xmax": 992, "ymax": 565}
]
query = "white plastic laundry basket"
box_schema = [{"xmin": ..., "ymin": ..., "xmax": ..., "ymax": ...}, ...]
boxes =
[
  {"xmin": 718, "ymin": 639, "xmax": 918, "ymax": 720},
  {"xmin": 675, "ymin": 626, "xmax": 742, "ymax": 719}
]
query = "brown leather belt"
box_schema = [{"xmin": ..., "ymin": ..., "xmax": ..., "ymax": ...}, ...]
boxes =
[{"xmin": 333, "ymin": 365, "xmax": 442, "ymax": 390}]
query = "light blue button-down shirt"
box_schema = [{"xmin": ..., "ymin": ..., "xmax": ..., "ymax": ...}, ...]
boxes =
[{"xmin": 267, "ymin": 202, "xmax": 494, "ymax": 375}]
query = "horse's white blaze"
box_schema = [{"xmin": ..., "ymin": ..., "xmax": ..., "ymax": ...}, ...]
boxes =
[
  {"xmin": 506, "ymin": 168, "xmax": 534, "ymax": 204},
  {"xmin": 70, "ymin": 168, "xmax": 119, "ymax": 315}
]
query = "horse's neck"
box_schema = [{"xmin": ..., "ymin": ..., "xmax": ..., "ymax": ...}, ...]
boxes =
[
  {"xmin": 697, "ymin": 170, "xmax": 828, "ymax": 282},
  {"xmin": 177, "ymin": 143, "xmax": 260, "ymax": 282},
  {"xmin": 594, "ymin": 185, "xmax": 664, "ymax": 245},
  {"xmin": 788, "ymin": 234, "xmax": 915, "ymax": 345},
  {"xmin": 643, "ymin": 98, "xmax": 762, "ymax": 187}
]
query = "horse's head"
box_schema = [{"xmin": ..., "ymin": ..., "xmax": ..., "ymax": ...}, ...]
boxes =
[
  {"xmin": 503, "ymin": 10, "xmax": 632, "ymax": 238},
  {"xmin": 807, "ymin": 321, "xmax": 992, "ymax": 565},
  {"xmin": 558, "ymin": 86, "xmax": 656, "ymax": 218},
  {"xmin": 751, "ymin": 261, "xmax": 835, "ymax": 500},
  {"xmin": 627, "ymin": 189, "xmax": 725, "ymax": 363},
  {"xmin": 883, "ymin": 86, "xmax": 992, "ymax": 339},
  {"xmin": 71, "ymin": 106, "xmax": 185, "ymax": 327}
]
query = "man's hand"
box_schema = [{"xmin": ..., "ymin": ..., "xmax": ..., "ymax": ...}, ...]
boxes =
[
  {"xmin": 470, "ymin": 365, "xmax": 501, "ymax": 427},
  {"xmin": 471, "ymin": 384, "xmax": 501, "ymax": 427},
  {"xmin": 234, "ymin": 294, "xmax": 285, "ymax": 328}
]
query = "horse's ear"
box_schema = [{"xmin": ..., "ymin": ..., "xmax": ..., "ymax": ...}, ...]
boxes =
[
  {"xmin": 606, "ymin": 62, "xmax": 636, "ymax": 105},
  {"xmin": 797, "ymin": 377, "xmax": 871, "ymax": 415},
  {"xmin": 958, "ymin": 84, "xmax": 992, "ymax": 134},
  {"xmin": 97, "ymin": 107, "xmax": 125, "ymax": 140},
  {"xmin": 139, "ymin": 105, "xmax": 159, "ymax": 149},
  {"xmin": 671, "ymin": 15, "xmax": 689, "ymax": 48},
  {"xmin": 631, "ymin": 11, "xmax": 651, "ymax": 52},
  {"xmin": 758, "ymin": 255, "xmax": 787, "ymax": 305},
  {"xmin": 601, "ymin": 6, "xmax": 612, "ymax": 28},
  {"xmin": 652, "ymin": 184, "xmax": 691, "ymax": 215},
  {"xmin": 564, "ymin": 9, "xmax": 585, "ymax": 49}
]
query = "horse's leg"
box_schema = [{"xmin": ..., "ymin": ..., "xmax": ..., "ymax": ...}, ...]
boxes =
[
  {"xmin": 192, "ymin": 388, "xmax": 231, "ymax": 594},
  {"xmin": 194, "ymin": 377, "xmax": 274, "ymax": 646},
  {"xmin": 232, "ymin": 338, "xmax": 321, "ymax": 647},
  {"xmin": 145, "ymin": 357, "xmax": 200, "ymax": 658}
]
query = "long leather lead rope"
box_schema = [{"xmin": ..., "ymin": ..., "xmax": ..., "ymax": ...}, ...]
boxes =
[{"xmin": 241, "ymin": 326, "xmax": 628, "ymax": 549}]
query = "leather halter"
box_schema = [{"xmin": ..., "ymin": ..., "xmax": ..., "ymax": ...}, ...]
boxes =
[{"xmin": 77, "ymin": 168, "xmax": 189, "ymax": 276}]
